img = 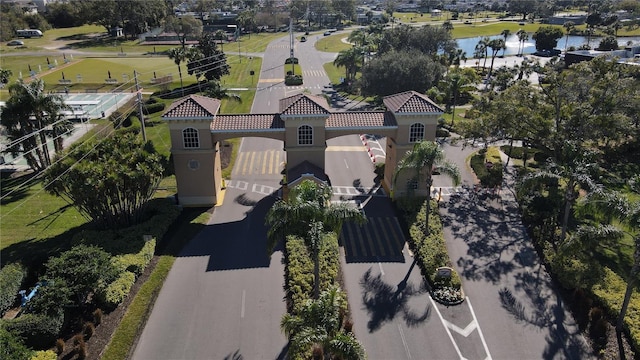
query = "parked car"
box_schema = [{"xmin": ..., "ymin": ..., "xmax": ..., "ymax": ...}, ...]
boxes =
[
  {"xmin": 323, "ymin": 31, "xmax": 331, "ymax": 36},
  {"xmin": 7, "ymin": 40, "xmax": 24, "ymax": 46},
  {"xmin": 300, "ymin": 36, "xmax": 307, "ymax": 42}
]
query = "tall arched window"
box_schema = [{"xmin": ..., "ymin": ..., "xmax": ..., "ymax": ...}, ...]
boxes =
[
  {"xmin": 183, "ymin": 128, "xmax": 200, "ymax": 149},
  {"xmin": 298, "ymin": 125, "xmax": 313, "ymax": 145},
  {"xmin": 409, "ymin": 123, "xmax": 425, "ymax": 143}
]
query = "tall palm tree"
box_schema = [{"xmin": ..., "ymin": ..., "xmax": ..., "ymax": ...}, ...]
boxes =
[
  {"xmin": 281, "ymin": 285, "xmax": 365, "ymax": 359},
  {"xmin": 500, "ymin": 29, "xmax": 511, "ymax": 56},
  {"xmin": 393, "ymin": 141, "xmax": 460, "ymax": 239},
  {"xmin": 266, "ymin": 180, "xmax": 366, "ymax": 299},
  {"xmin": 0, "ymin": 79, "xmax": 69, "ymax": 172},
  {"xmin": 439, "ymin": 68, "xmax": 477, "ymax": 126},
  {"xmin": 167, "ymin": 47, "xmax": 188, "ymax": 96},
  {"xmin": 476, "ymin": 36, "xmax": 490, "ymax": 69},
  {"xmin": 562, "ymin": 21, "xmax": 575, "ymax": 54},
  {"xmin": 214, "ymin": 30, "xmax": 226, "ymax": 52},
  {"xmin": 487, "ymin": 38, "xmax": 506, "ymax": 80},
  {"xmin": 516, "ymin": 29, "xmax": 529, "ymax": 56}
]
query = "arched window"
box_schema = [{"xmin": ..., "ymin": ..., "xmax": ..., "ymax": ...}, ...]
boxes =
[
  {"xmin": 409, "ymin": 123, "xmax": 425, "ymax": 143},
  {"xmin": 298, "ymin": 125, "xmax": 313, "ymax": 145},
  {"xmin": 182, "ymin": 128, "xmax": 200, "ymax": 149}
]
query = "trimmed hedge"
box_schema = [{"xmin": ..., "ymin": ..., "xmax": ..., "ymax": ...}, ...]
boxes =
[
  {"xmin": 285, "ymin": 233, "xmax": 339, "ymax": 312},
  {"xmin": 1, "ymin": 313, "xmax": 63, "ymax": 349},
  {"xmin": 470, "ymin": 147, "xmax": 503, "ymax": 188},
  {"xmin": 403, "ymin": 199, "xmax": 461, "ymax": 289},
  {"xmin": 97, "ymin": 271, "xmax": 136, "ymax": 310},
  {"xmin": 284, "ymin": 74, "xmax": 303, "ymax": 85},
  {"xmin": 592, "ymin": 267, "xmax": 640, "ymax": 351},
  {"xmin": 142, "ymin": 102, "xmax": 165, "ymax": 115},
  {"xmin": 0, "ymin": 263, "xmax": 26, "ymax": 316},
  {"xmin": 111, "ymin": 239, "xmax": 156, "ymax": 276},
  {"xmin": 30, "ymin": 350, "xmax": 57, "ymax": 360}
]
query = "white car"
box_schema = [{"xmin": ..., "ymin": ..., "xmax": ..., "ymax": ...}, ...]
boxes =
[{"xmin": 7, "ymin": 40, "xmax": 24, "ymax": 46}]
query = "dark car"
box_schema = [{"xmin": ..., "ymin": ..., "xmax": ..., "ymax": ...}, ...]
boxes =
[{"xmin": 323, "ymin": 31, "xmax": 331, "ymax": 36}]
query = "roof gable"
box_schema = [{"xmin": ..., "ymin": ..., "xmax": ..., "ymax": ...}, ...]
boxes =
[
  {"xmin": 163, "ymin": 95, "xmax": 221, "ymax": 119},
  {"xmin": 279, "ymin": 93, "xmax": 330, "ymax": 116},
  {"xmin": 383, "ymin": 91, "xmax": 443, "ymax": 114}
]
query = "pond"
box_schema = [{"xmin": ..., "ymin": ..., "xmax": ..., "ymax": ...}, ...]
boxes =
[{"xmin": 453, "ymin": 34, "xmax": 640, "ymax": 57}]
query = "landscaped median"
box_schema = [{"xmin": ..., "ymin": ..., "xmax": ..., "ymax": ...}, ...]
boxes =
[{"xmin": 398, "ymin": 197, "xmax": 464, "ymax": 306}]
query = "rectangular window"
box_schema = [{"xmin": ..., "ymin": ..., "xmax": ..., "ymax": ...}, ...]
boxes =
[{"xmin": 298, "ymin": 125, "xmax": 313, "ymax": 145}]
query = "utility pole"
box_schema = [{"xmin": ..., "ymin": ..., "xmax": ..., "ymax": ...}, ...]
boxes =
[{"xmin": 134, "ymin": 70, "xmax": 147, "ymax": 142}]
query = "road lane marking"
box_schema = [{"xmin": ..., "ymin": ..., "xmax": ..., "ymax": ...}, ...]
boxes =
[
  {"xmin": 241, "ymin": 290, "xmax": 246, "ymax": 318},
  {"xmin": 326, "ymin": 146, "xmax": 367, "ymax": 151},
  {"xmin": 443, "ymin": 319, "xmax": 478, "ymax": 337},
  {"xmin": 397, "ymin": 324, "xmax": 412, "ymax": 359},
  {"xmin": 344, "ymin": 159, "xmax": 349, "ymax": 168},
  {"xmin": 248, "ymin": 152, "xmax": 256, "ymax": 173},
  {"xmin": 467, "ymin": 297, "xmax": 493, "ymax": 360},
  {"xmin": 378, "ymin": 262, "xmax": 385, "ymax": 276},
  {"xmin": 430, "ymin": 296, "xmax": 466, "ymax": 360}
]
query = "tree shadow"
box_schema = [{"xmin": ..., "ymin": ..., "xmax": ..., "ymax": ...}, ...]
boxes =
[
  {"xmin": 360, "ymin": 267, "xmax": 431, "ymax": 332},
  {"xmin": 0, "ymin": 172, "xmax": 39, "ymax": 205}
]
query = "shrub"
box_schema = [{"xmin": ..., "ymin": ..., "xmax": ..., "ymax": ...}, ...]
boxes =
[
  {"xmin": 72, "ymin": 333, "xmax": 83, "ymax": 346},
  {"xmin": 30, "ymin": 350, "xmax": 57, "ymax": 360},
  {"xmin": 0, "ymin": 263, "xmax": 26, "ymax": 316},
  {"xmin": 142, "ymin": 102, "xmax": 165, "ymax": 115},
  {"xmin": 111, "ymin": 239, "xmax": 156, "ymax": 276},
  {"xmin": 284, "ymin": 57, "xmax": 299, "ymax": 64},
  {"xmin": 73, "ymin": 334, "xmax": 86, "ymax": 359},
  {"xmin": 55, "ymin": 338, "xmax": 64, "ymax": 354},
  {"xmin": 435, "ymin": 128, "xmax": 450, "ymax": 138},
  {"xmin": 284, "ymin": 74, "xmax": 303, "ymax": 85},
  {"xmin": 97, "ymin": 271, "xmax": 136, "ymax": 310},
  {"xmin": 83, "ymin": 322, "xmax": 95, "ymax": 340},
  {"xmin": 93, "ymin": 309, "xmax": 103, "ymax": 326},
  {"xmin": 1, "ymin": 313, "xmax": 63, "ymax": 349},
  {"xmin": 0, "ymin": 327, "xmax": 33, "ymax": 360},
  {"xmin": 470, "ymin": 147, "xmax": 503, "ymax": 187}
]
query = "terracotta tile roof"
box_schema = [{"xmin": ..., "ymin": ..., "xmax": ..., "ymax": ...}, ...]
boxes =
[
  {"xmin": 326, "ymin": 111, "xmax": 397, "ymax": 129},
  {"xmin": 279, "ymin": 93, "xmax": 330, "ymax": 115},
  {"xmin": 211, "ymin": 114, "xmax": 284, "ymax": 132},
  {"xmin": 163, "ymin": 95, "xmax": 221, "ymax": 119},
  {"xmin": 383, "ymin": 91, "xmax": 443, "ymax": 114}
]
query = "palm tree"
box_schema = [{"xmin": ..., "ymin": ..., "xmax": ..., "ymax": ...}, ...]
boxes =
[
  {"xmin": 516, "ymin": 29, "xmax": 529, "ymax": 56},
  {"xmin": 582, "ymin": 177, "xmax": 640, "ymax": 335},
  {"xmin": 476, "ymin": 36, "xmax": 490, "ymax": 69},
  {"xmin": 281, "ymin": 285, "xmax": 365, "ymax": 359},
  {"xmin": 266, "ymin": 180, "xmax": 366, "ymax": 299},
  {"xmin": 500, "ymin": 29, "xmax": 511, "ymax": 56},
  {"xmin": 334, "ymin": 47, "xmax": 363, "ymax": 82},
  {"xmin": 167, "ymin": 47, "xmax": 188, "ymax": 96},
  {"xmin": 214, "ymin": 30, "xmax": 226, "ymax": 52},
  {"xmin": 562, "ymin": 21, "xmax": 575, "ymax": 54},
  {"xmin": 487, "ymin": 38, "xmax": 506, "ymax": 80},
  {"xmin": 0, "ymin": 79, "xmax": 69, "ymax": 172},
  {"xmin": 439, "ymin": 68, "xmax": 477, "ymax": 126},
  {"xmin": 393, "ymin": 141, "xmax": 460, "ymax": 239}
]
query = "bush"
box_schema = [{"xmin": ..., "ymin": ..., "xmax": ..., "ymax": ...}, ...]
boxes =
[
  {"xmin": 97, "ymin": 271, "xmax": 136, "ymax": 310},
  {"xmin": 83, "ymin": 322, "xmax": 95, "ymax": 340},
  {"xmin": 0, "ymin": 327, "xmax": 33, "ymax": 360},
  {"xmin": 55, "ymin": 338, "xmax": 64, "ymax": 354},
  {"xmin": 435, "ymin": 128, "xmax": 450, "ymax": 138},
  {"xmin": 0, "ymin": 263, "xmax": 26, "ymax": 316},
  {"xmin": 1, "ymin": 313, "xmax": 63, "ymax": 349},
  {"xmin": 93, "ymin": 309, "xmax": 103, "ymax": 326},
  {"xmin": 111, "ymin": 239, "xmax": 156, "ymax": 276},
  {"xmin": 284, "ymin": 74, "xmax": 303, "ymax": 85},
  {"xmin": 284, "ymin": 57, "xmax": 299, "ymax": 64},
  {"xmin": 142, "ymin": 102, "xmax": 165, "ymax": 115},
  {"xmin": 30, "ymin": 350, "xmax": 57, "ymax": 360},
  {"xmin": 470, "ymin": 148, "xmax": 503, "ymax": 187}
]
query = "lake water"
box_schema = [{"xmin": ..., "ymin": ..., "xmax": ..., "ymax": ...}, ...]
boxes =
[{"xmin": 454, "ymin": 34, "xmax": 640, "ymax": 57}]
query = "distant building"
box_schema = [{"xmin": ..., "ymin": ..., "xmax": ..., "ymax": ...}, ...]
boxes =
[{"xmin": 565, "ymin": 45, "xmax": 640, "ymax": 67}]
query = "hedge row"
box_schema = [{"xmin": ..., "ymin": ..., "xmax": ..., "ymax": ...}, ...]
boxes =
[
  {"xmin": 142, "ymin": 102, "xmax": 165, "ymax": 115},
  {"xmin": 98, "ymin": 271, "xmax": 136, "ymax": 310},
  {"xmin": 403, "ymin": 199, "xmax": 461, "ymax": 289},
  {"xmin": 285, "ymin": 233, "xmax": 339, "ymax": 312},
  {"xmin": 284, "ymin": 74, "xmax": 303, "ymax": 86},
  {"xmin": 591, "ymin": 267, "xmax": 640, "ymax": 351},
  {"xmin": 112, "ymin": 239, "xmax": 156, "ymax": 276},
  {"xmin": 0, "ymin": 263, "xmax": 26, "ymax": 317}
]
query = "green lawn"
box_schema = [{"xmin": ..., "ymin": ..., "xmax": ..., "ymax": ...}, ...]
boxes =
[{"xmin": 315, "ymin": 33, "xmax": 352, "ymax": 53}]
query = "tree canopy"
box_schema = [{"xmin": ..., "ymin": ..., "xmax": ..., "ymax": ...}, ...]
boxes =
[
  {"xmin": 532, "ymin": 26, "xmax": 564, "ymax": 51},
  {"xmin": 187, "ymin": 32, "xmax": 230, "ymax": 82}
]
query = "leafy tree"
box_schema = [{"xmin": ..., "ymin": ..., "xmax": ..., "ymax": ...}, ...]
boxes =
[
  {"xmin": 44, "ymin": 131, "xmax": 164, "ymax": 229},
  {"xmin": 165, "ymin": 15, "xmax": 203, "ymax": 49},
  {"xmin": 377, "ymin": 24, "xmax": 456, "ymax": 56},
  {"xmin": 360, "ymin": 50, "xmax": 445, "ymax": 97},
  {"xmin": 281, "ymin": 286, "xmax": 365, "ymax": 359},
  {"xmin": 266, "ymin": 180, "xmax": 365, "ymax": 299},
  {"xmin": 332, "ymin": 0, "xmax": 356, "ymax": 21},
  {"xmin": 598, "ymin": 35, "xmax": 618, "ymax": 50},
  {"xmin": 0, "ymin": 327, "xmax": 33, "ymax": 360},
  {"xmin": 487, "ymin": 38, "xmax": 506, "ymax": 79},
  {"xmin": 187, "ymin": 32, "xmax": 230, "ymax": 83},
  {"xmin": 0, "ymin": 79, "xmax": 70, "ymax": 172},
  {"xmin": 236, "ymin": 9, "xmax": 256, "ymax": 38},
  {"xmin": 394, "ymin": 141, "xmax": 460, "ymax": 240},
  {"xmin": 44, "ymin": 245, "xmax": 119, "ymax": 306},
  {"xmin": 44, "ymin": 1, "xmax": 85, "ymax": 28},
  {"xmin": 579, "ymin": 176, "xmax": 640, "ymax": 333},
  {"xmin": 508, "ymin": 0, "xmax": 539, "ymax": 20},
  {"xmin": 0, "ymin": 68, "xmax": 11, "ymax": 85},
  {"xmin": 83, "ymin": 0, "xmax": 166, "ymax": 38},
  {"xmin": 532, "ymin": 26, "xmax": 564, "ymax": 51}
]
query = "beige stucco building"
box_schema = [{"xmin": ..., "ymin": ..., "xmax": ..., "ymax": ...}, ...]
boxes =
[{"xmin": 162, "ymin": 91, "xmax": 443, "ymax": 206}]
